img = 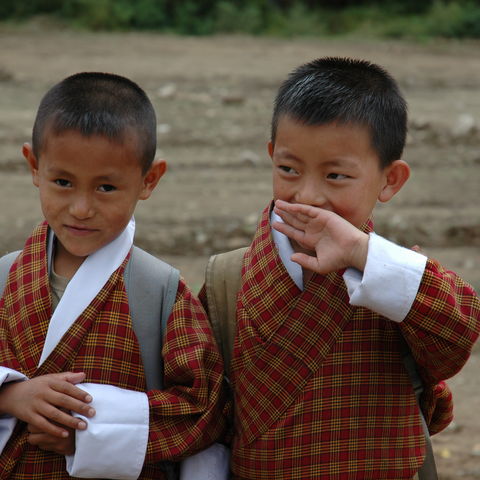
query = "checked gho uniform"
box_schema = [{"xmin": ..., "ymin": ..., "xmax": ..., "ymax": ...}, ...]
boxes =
[
  {"xmin": 215, "ymin": 203, "xmax": 480, "ymax": 480},
  {"xmin": 0, "ymin": 221, "xmax": 227, "ymax": 479}
]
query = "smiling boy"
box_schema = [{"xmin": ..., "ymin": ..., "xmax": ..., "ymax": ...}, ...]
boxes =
[
  {"xmin": 202, "ymin": 57, "xmax": 480, "ymax": 479},
  {"xmin": 0, "ymin": 72, "xmax": 226, "ymax": 479}
]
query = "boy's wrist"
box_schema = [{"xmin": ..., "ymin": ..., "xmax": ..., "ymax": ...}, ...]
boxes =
[
  {"xmin": 349, "ymin": 231, "xmax": 369, "ymax": 272},
  {"xmin": 0, "ymin": 380, "xmax": 20, "ymax": 415}
]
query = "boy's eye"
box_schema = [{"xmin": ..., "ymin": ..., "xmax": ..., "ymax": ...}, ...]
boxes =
[
  {"xmin": 54, "ymin": 179, "xmax": 71, "ymax": 187},
  {"xmin": 327, "ymin": 173, "xmax": 348, "ymax": 180},
  {"xmin": 98, "ymin": 184, "xmax": 116, "ymax": 193},
  {"xmin": 279, "ymin": 165, "xmax": 298, "ymax": 175}
]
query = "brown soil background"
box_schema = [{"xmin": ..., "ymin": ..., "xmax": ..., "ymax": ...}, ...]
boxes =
[{"xmin": 0, "ymin": 24, "xmax": 479, "ymax": 478}]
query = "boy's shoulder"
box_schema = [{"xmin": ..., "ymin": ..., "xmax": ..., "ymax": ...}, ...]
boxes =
[{"xmin": 127, "ymin": 246, "xmax": 178, "ymax": 280}]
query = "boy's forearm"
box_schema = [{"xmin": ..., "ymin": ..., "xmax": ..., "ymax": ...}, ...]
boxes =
[{"xmin": 400, "ymin": 258, "xmax": 480, "ymax": 382}]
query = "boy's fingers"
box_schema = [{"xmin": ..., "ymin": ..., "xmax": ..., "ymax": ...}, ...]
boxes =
[
  {"xmin": 52, "ymin": 379, "xmax": 93, "ymax": 405},
  {"xmin": 275, "ymin": 200, "xmax": 314, "ymax": 217},
  {"xmin": 27, "ymin": 431, "xmax": 75, "ymax": 455},
  {"xmin": 27, "ymin": 423, "xmax": 43, "ymax": 434},
  {"xmin": 291, "ymin": 253, "xmax": 324, "ymax": 273},
  {"xmin": 272, "ymin": 221, "xmax": 303, "ymax": 242},
  {"xmin": 28, "ymin": 415, "xmax": 72, "ymax": 439},
  {"xmin": 274, "ymin": 210, "xmax": 308, "ymax": 230},
  {"xmin": 42, "ymin": 403, "xmax": 89, "ymax": 431},
  {"xmin": 48, "ymin": 390, "xmax": 95, "ymax": 418},
  {"xmin": 63, "ymin": 371, "xmax": 87, "ymax": 385}
]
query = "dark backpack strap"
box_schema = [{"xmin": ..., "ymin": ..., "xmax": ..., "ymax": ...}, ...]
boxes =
[
  {"xmin": 123, "ymin": 246, "xmax": 180, "ymax": 391},
  {"xmin": 401, "ymin": 344, "xmax": 438, "ymax": 480}
]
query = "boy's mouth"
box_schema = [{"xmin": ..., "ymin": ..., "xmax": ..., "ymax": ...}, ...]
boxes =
[{"xmin": 64, "ymin": 224, "xmax": 98, "ymax": 235}]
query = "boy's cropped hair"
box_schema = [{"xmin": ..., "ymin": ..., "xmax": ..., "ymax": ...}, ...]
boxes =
[
  {"xmin": 32, "ymin": 72, "xmax": 157, "ymax": 173},
  {"xmin": 271, "ymin": 56, "xmax": 407, "ymax": 168}
]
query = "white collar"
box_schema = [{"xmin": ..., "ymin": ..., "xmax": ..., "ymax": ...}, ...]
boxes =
[
  {"xmin": 39, "ymin": 218, "xmax": 135, "ymax": 366},
  {"xmin": 270, "ymin": 210, "xmax": 303, "ymax": 291}
]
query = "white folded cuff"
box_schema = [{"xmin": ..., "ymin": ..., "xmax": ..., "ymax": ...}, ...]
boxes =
[
  {"xmin": 0, "ymin": 367, "xmax": 28, "ymax": 453},
  {"xmin": 65, "ymin": 383, "xmax": 149, "ymax": 479},
  {"xmin": 343, "ymin": 233, "xmax": 427, "ymax": 323}
]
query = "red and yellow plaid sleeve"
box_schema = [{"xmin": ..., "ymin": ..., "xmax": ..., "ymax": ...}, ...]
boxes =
[
  {"xmin": 400, "ymin": 258, "xmax": 480, "ymax": 384},
  {"xmin": 144, "ymin": 278, "xmax": 228, "ymax": 463}
]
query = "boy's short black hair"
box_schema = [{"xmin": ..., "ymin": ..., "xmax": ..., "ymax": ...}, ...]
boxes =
[
  {"xmin": 32, "ymin": 72, "xmax": 157, "ymax": 173},
  {"xmin": 271, "ymin": 57, "xmax": 407, "ymax": 168}
]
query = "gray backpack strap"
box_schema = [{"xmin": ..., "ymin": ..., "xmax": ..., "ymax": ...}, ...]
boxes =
[
  {"xmin": 124, "ymin": 246, "xmax": 180, "ymax": 391},
  {"xmin": 0, "ymin": 251, "xmax": 21, "ymax": 297}
]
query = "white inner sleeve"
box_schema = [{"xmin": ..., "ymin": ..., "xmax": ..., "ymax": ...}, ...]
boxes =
[
  {"xmin": 0, "ymin": 367, "xmax": 28, "ymax": 453},
  {"xmin": 271, "ymin": 210, "xmax": 303, "ymax": 290},
  {"xmin": 65, "ymin": 383, "xmax": 149, "ymax": 480},
  {"xmin": 180, "ymin": 443, "xmax": 230, "ymax": 480},
  {"xmin": 343, "ymin": 232, "xmax": 427, "ymax": 323}
]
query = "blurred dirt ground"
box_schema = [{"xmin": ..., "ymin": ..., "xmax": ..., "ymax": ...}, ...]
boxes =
[{"xmin": 0, "ymin": 24, "xmax": 479, "ymax": 478}]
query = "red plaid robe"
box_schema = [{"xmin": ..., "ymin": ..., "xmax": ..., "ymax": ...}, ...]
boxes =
[
  {"xmin": 224, "ymin": 204, "xmax": 480, "ymax": 480},
  {"xmin": 0, "ymin": 222, "xmax": 227, "ymax": 479}
]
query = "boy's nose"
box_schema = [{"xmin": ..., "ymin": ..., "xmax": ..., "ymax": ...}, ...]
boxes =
[
  {"xmin": 69, "ymin": 195, "xmax": 94, "ymax": 219},
  {"xmin": 295, "ymin": 180, "xmax": 327, "ymax": 208}
]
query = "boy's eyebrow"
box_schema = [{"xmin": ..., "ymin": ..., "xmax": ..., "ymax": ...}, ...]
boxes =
[
  {"xmin": 322, "ymin": 158, "xmax": 359, "ymax": 169},
  {"xmin": 46, "ymin": 166, "xmax": 121, "ymax": 182},
  {"xmin": 275, "ymin": 150, "xmax": 359, "ymax": 169},
  {"xmin": 45, "ymin": 166, "xmax": 72, "ymax": 176},
  {"xmin": 274, "ymin": 149, "xmax": 301, "ymax": 161}
]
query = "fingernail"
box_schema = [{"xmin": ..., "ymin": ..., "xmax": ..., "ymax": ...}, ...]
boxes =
[
  {"xmin": 78, "ymin": 421, "xmax": 87, "ymax": 430},
  {"xmin": 85, "ymin": 394, "xmax": 92, "ymax": 402},
  {"xmin": 62, "ymin": 430, "xmax": 69, "ymax": 438},
  {"xmin": 87, "ymin": 408, "xmax": 95, "ymax": 417}
]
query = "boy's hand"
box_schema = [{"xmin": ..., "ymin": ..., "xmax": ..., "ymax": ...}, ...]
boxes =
[
  {"xmin": 273, "ymin": 200, "xmax": 369, "ymax": 274},
  {"xmin": 0, "ymin": 372, "xmax": 95, "ymax": 438},
  {"xmin": 27, "ymin": 422, "xmax": 75, "ymax": 455}
]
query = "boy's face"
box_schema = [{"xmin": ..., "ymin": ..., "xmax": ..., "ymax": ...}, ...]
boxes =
[
  {"xmin": 24, "ymin": 130, "xmax": 165, "ymax": 270},
  {"xmin": 269, "ymin": 115, "xmax": 407, "ymax": 231}
]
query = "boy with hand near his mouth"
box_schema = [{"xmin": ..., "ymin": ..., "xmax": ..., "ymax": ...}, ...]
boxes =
[{"xmin": 203, "ymin": 57, "xmax": 480, "ymax": 479}]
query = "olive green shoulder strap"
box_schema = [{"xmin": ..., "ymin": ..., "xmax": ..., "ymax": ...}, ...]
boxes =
[{"xmin": 205, "ymin": 247, "xmax": 247, "ymax": 376}]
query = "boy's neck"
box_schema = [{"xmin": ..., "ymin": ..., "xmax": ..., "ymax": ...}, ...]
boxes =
[{"xmin": 53, "ymin": 242, "xmax": 86, "ymax": 279}]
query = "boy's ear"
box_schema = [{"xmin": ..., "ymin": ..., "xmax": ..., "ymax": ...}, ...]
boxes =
[
  {"xmin": 139, "ymin": 158, "xmax": 167, "ymax": 200},
  {"xmin": 378, "ymin": 160, "xmax": 410, "ymax": 203},
  {"xmin": 23, "ymin": 143, "xmax": 40, "ymax": 187},
  {"xmin": 267, "ymin": 141, "xmax": 274, "ymax": 159}
]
